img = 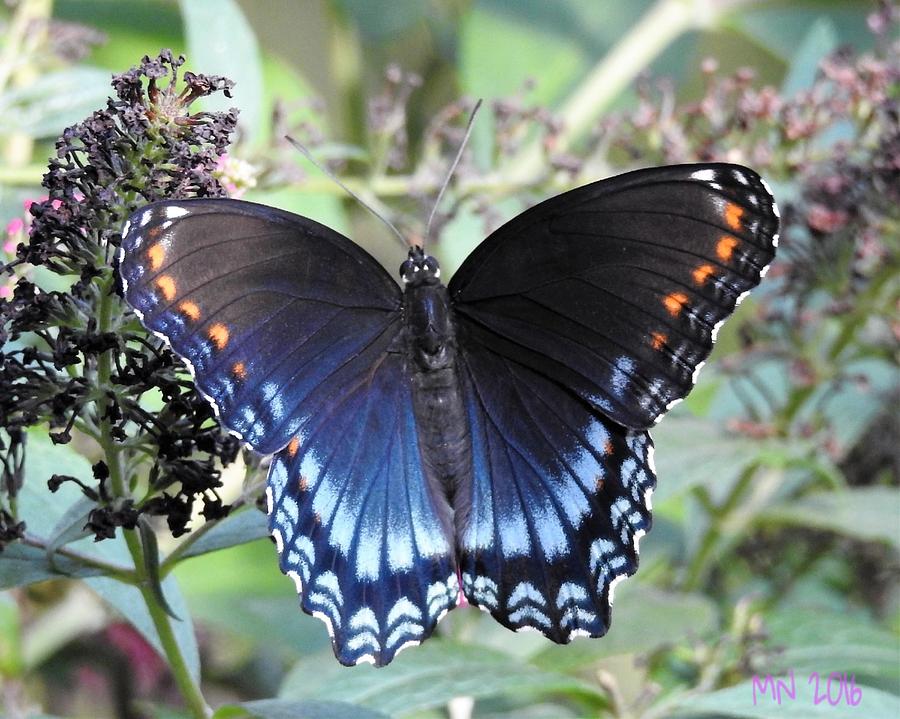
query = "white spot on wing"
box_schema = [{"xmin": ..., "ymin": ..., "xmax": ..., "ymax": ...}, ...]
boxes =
[
  {"xmin": 691, "ymin": 169, "xmax": 717, "ymax": 182},
  {"xmin": 608, "ymin": 574, "xmax": 626, "ymax": 605},
  {"xmin": 273, "ymin": 528, "xmax": 284, "ymax": 554},
  {"xmin": 287, "ymin": 568, "xmax": 303, "ymax": 593},
  {"xmin": 164, "ymin": 205, "xmax": 189, "ymax": 219}
]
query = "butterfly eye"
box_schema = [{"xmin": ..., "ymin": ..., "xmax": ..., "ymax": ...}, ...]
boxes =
[
  {"xmin": 399, "ymin": 259, "xmax": 415, "ymax": 282},
  {"xmin": 423, "ymin": 257, "xmax": 440, "ymax": 275}
]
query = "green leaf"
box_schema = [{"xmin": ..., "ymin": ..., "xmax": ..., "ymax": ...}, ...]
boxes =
[
  {"xmin": 0, "ymin": 592, "xmax": 22, "ymax": 676},
  {"xmin": 651, "ymin": 416, "xmax": 802, "ymax": 503},
  {"xmin": 138, "ymin": 516, "xmax": 180, "ymax": 620},
  {"xmin": 44, "ymin": 495, "xmax": 95, "ymax": 560},
  {"xmin": 459, "ymin": 2, "xmax": 588, "ymax": 161},
  {"xmin": 0, "ymin": 544, "xmax": 109, "ymax": 590},
  {"xmin": 86, "ymin": 574, "xmax": 201, "ymax": 683},
  {"xmin": 762, "ymin": 487, "xmax": 900, "ymax": 549},
  {"xmin": 460, "ymin": 4, "xmax": 587, "ymax": 104},
  {"xmin": 731, "ymin": 3, "xmax": 873, "ymax": 66},
  {"xmin": 18, "ymin": 430, "xmax": 95, "ymax": 535},
  {"xmin": 780, "ymin": 18, "xmax": 839, "ymax": 97},
  {"xmin": 216, "ymin": 699, "xmax": 389, "ymax": 719},
  {"xmin": 531, "ymin": 584, "xmax": 718, "ymax": 671},
  {"xmin": 53, "ymin": 1, "xmax": 185, "ymax": 73},
  {"xmin": 0, "ymin": 68, "xmax": 113, "ymax": 137},
  {"xmin": 812, "ymin": 358, "xmax": 897, "ymax": 451},
  {"xmin": 173, "ymin": 540, "xmax": 331, "ymax": 659},
  {"xmin": 0, "ymin": 431, "xmax": 130, "ymax": 589},
  {"xmin": 280, "ymin": 641, "xmax": 601, "ymax": 716},
  {"xmin": 706, "ymin": 359, "xmax": 790, "ymax": 423},
  {"xmin": 669, "ymin": 679, "xmax": 900, "ymax": 718},
  {"xmin": 764, "ymin": 608, "xmax": 900, "ymax": 689},
  {"xmin": 175, "ymin": 507, "xmax": 269, "ymax": 561},
  {"xmin": 179, "ymin": 0, "xmax": 264, "ymax": 141}
]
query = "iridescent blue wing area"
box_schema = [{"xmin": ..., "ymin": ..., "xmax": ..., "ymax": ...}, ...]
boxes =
[
  {"xmin": 119, "ymin": 199, "xmax": 457, "ymax": 666},
  {"xmin": 118, "ymin": 198, "xmax": 401, "ymax": 454},
  {"xmin": 455, "ymin": 325, "xmax": 655, "ymax": 640},
  {"xmin": 449, "ymin": 163, "xmax": 779, "ymax": 430},
  {"xmin": 266, "ymin": 350, "xmax": 458, "ymax": 667}
]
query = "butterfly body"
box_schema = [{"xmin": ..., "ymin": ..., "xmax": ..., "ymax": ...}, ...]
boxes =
[
  {"xmin": 401, "ymin": 248, "xmax": 472, "ymax": 514},
  {"xmin": 119, "ymin": 163, "xmax": 779, "ymax": 666}
]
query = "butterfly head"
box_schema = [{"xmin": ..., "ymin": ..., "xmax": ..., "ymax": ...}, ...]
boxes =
[{"xmin": 400, "ymin": 246, "xmax": 441, "ymax": 287}]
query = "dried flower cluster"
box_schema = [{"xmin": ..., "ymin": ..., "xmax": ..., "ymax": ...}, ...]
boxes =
[
  {"xmin": 616, "ymin": 29, "xmax": 898, "ymax": 453},
  {"xmin": 0, "ymin": 51, "xmax": 241, "ymax": 547}
]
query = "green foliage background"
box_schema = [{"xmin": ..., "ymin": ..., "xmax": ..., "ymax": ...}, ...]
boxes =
[{"xmin": 0, "ymin": 1, "xmax": 897, "ymax": 718}]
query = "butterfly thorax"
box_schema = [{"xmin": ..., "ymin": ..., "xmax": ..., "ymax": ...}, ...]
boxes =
[{"xmin": 401, "ymin": 248, "xmax": 472, "ymax": 508}]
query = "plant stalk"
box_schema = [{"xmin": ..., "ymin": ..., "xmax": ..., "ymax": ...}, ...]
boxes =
[{"xmin": 95, "ymin": 275, "xmax": 210, "ymax": 719}]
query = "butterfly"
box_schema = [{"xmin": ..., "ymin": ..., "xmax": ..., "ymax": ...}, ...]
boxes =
[{"xmin": 118, "ymin": 163, "xmax": 779, "ymax": 666}]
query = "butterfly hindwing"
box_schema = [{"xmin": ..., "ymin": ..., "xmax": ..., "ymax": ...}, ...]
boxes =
[
  {"xmin": 266, "ymin": 350, "xmax": 458, "ymax": 667},
  {"xmin": 449, "ymin": 163, "xmax": 779, "ymax": 430},
  {"xmin": 455, "ymin": 320, "xmax": 655, "ymax": 639},
  {"xmin": 119, "ymin": 198, "xmax": 402, "ymax": 454}
]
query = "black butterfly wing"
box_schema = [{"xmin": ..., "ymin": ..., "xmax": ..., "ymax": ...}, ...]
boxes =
[
  {"xmin": 119, "ymin": 199, "xmax": 458, "ymax": 666},
  {"xmin": 449, "ymin": 163, "xmax": 779, "ymax": 430},
  {"xmin": 119, "ymin": 198, "xmax": 401, "ymax": 454},
  {"xmin": 456, "ymin": 330, "xmax": 655, "ymax": 639}
]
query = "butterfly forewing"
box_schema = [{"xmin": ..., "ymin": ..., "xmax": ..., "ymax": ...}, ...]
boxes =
[
  {"xmin": 449, "ymin": 163, "xmax": 779, "ymax": 430},
  {"xmin": 119, "ymin": 198, "xmax": 401, "ymax": 454}
]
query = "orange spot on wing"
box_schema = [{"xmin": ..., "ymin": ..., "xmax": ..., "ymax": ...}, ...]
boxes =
[
  {"xmin": 178, "ymin": 300, "xmax": 200, "ymax": 321},
  {"xmin": 155, "ymin": 275, "xmax": 176, "ymax": 301},
  {"xmin": 603, "ymin": 440, "xmax": 614, "ymax": 456},
  {"xmin": 147, "ymin": 243, "xmax": 165, "ymax": 270},
  {"xmin": 692, "ymin": 264, "xmax": 715, "ymax": 285},
  {"xmin": 298, "ymin": 475, "xmax": 309, "ymax": 492},
  {"xmin": 207, "ymin": 323, "xmax": 229, "ymax": 350},
  {"xmin": 232, "ymin": 361, "xmax": 247, "ymax": 379},
  {"xmin": 724, "ymin": 202, "xmax": 744, "ymax": 231},
  {"xmin": 651, "ymin": 331, "xmax": 667, "ymax": 350},
  {"xmin": 287, "ymin": 437, "xmax": 300, "ymax": 457},
  {"xmin": 663, "ymin": 291, "xmax": 689, "ymax": 317},
  {"xmin": 148, "ymin": 225, "xmax": 163, "ymax": 239},
  {"xmin": 717, "ymin": 236, "xmax": 739, "ymax": 262}
]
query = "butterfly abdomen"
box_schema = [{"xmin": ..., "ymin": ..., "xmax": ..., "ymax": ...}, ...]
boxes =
[{"xmin": 404, "ymin": 282, "xmax": 472, "ymax": 508}]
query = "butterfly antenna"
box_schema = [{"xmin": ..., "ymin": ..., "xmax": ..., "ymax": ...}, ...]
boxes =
[
  {"xmin": 285, "ymin": 135, "xmax": 408, "ymax": 248},
  {"xmin": 424, "ymin": 98, "xmax": 483, "ymax": 247}
]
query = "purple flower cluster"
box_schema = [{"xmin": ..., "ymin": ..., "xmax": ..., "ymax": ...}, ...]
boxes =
[{"xmin": 0, "ymin": 51, "xmax": 241, "ymax": 546}]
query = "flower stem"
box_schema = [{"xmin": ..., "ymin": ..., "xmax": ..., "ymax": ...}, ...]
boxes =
[
  {"xmin": 20, "ymin": 533, "xmax": 136, "ymax": 581},
  {"xmin": 95, "ymin": 276, "xmax": 210, "ymax": 719},
  {"xmin": 124, "ymin": 528, "xmax": 211, "ymax": 719},
  {"xmin": 681, "ymin": 462, "xmax": 757, "ymax": 591}
]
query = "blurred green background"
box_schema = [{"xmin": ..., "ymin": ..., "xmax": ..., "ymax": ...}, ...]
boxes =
[{"xmin": 1, "ymin": 1, "xmax": 897, "ymax": 718}]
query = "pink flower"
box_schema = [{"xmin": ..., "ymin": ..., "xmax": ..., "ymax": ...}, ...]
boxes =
[
  {"xmin": 6, "ymin": 218, "xmax": 24, "ymax": 236},
  {"xmin": 807, "ymin": 203, "xmax": 849, "ymax": 233},
  {"xmin": 214, "ymin": 153, "xmax": 258, "ymax": 198}
]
